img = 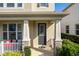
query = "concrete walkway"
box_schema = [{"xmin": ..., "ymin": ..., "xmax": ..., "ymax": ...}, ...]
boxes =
[{"xmin": 31, "ymin": 48, "xmax": 54, "ymax": 56}]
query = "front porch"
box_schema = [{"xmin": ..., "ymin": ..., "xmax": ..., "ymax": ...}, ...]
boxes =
[
  {"xmin": 0, "ymin": 20, "xmax": 61, "ymax": 56},
  {"xmin": 0, "ymin": 20, "xmax": 54, "ymax": 52},
  {"xmin": 0, "ymin": 12, "xmax": 68, "ymax": 55}
]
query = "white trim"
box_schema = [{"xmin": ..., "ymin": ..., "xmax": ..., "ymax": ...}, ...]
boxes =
[
  {"xmin": 7, "ymin": 24, "xmax": 9, "ymax": 40},
  {"xmin": 16, "ymin": 23, "xmax": 18, "ymax": 40},
  {"xmin": 4, "ymin": 3, "xmax": 6, "ymax": 7},
  {"xmin": 15, "ymin": 3, "xmax": 17, "ymax": 8}
]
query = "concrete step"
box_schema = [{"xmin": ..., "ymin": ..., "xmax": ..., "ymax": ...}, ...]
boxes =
[{"xmin": 31, "ymin": 48, "xmax": 54, "ymax": 56}]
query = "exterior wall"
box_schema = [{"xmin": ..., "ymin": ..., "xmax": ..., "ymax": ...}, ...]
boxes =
[
  {"xmin": 61, "ymin": 4, "xmax": 79, "ymax": 35},
  {"xmin": 0, "ymin": 3, "xmax": 32, "ymax": 12},
  {"xmin": 31, "ymin": 3, "xmax": 54, "ymax": 11},
  {"xmin": 0, "ymin": 3, "xmax": 54, "ymax": 13},
  {"xmin": 29, "ymin": 20, "xmax": 54, "ymax": 48}
]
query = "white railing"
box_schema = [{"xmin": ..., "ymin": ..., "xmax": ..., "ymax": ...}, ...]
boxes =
[{"xmin": 0, "ymin": 40, "xmax": 22, "ymax": 54}]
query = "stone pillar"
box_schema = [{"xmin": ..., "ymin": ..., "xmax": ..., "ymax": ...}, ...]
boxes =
[
  {"xmin": 23, "ymin": 20, "xmax": 30, "ymax": 48},
  {"xmin": 54, "ymin": 20, "xmax": 62, "ymax": 55}
]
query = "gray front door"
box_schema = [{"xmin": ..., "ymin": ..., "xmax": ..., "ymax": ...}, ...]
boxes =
[{"xmin": 38, "ymin": 23, "xmax": 46, "ymax": 45}]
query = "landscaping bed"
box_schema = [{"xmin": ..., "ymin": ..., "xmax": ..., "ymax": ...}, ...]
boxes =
[
  {"xmin": 0, "ymin": 46, "xmax": 31, "ymax": 56},
  {"xmin": 58, "ymin": 39, "xmax": 79, "ymax": 56}
]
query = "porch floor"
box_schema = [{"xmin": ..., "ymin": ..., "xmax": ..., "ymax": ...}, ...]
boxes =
[{"xmin": 31, "ymin": 48, "xmax": 54, "ymax": 56}]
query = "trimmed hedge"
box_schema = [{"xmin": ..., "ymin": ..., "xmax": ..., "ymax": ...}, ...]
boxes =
[
  {"xmin": 24, "ymin": 46, "xmax": 31, "ymax": 56},
  {"xmin": 61, "ymin": 33, "xmax": 79, "ymax": 44},
  {"xmin": 3, "ymin": 51, "xmax": 23, "ymax": 56},
  {"xmin": 59, "ymin": 39, "xmax": 79, "ymax": 56}
]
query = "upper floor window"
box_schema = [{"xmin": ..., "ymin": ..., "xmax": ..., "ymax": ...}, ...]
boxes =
[
  {"xmin": 66, "ymin": 25, "xmax": 69, "ymax": 34},
  {"xmin": 37, "ymin": 3, "xmax": 48, "ymax": 7},
  {"xmin": 17, "ymin": 3, "xmax": 22, "ymax": 7},
  {"xmin": 0, "ymin": 3, "xmax": 23, "ymax": 8},
  {"xmin": 7, "ymin": 3, "xmax": 15, "ymax": 7},
  {"xmin": 0, "ymin": 3, "xmax": 4, "ymax": 7},
  {"xmin": 76, "ymin": 24, "xmax": 79, "ymax": 35}
]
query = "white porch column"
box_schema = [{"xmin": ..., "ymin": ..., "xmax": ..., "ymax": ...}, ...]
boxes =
[
  {"xmin": 23, "ymin": 20, "xmax": 30, "ymax": 47},
  {"xmin": 54, "ymin": 20, "xmax": 62, "ymax": 55},
  {"xmin": 55, "ymin": 20, "xmax": 62, "ymax": 48}
]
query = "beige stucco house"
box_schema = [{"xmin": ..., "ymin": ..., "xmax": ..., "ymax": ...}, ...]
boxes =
[
  {"xmin": 61, "ymin": 3, "xmax": 79, "ymax": 35},
  {"xmin": 0, "ymin": 3, "xmax": 68, "ymax": 55}
]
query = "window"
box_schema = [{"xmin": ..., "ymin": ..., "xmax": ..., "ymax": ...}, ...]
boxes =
[
  {"xmin": 9, "ymin": 24, "xmax": 16, "ymax": 40},
  {"xmin": 3, "ymin": 32, "xmax": 7, "ymax": 40},
  {"xmin": 9, "ymin": 24, "xmax": 16, "ymax": 31},
  {"xmin": 66, "ymin": 25, "xmax": 69, "ymax": 33},
  {"xmin": 3, "ymin": 24, "xmax": 22, "ymax": 42},
  {"xmin": 18, "ymin": 32, "xmax": 22, "ymax": 39},
  {"xmin": 76, "ymin": 24, "xmax": 79, "ymax": 35},
  {"xmin": 17, "ymin": 3, "xmax": 22, "ymax": 7},
  {"xmin": 37, "ymin": 3, "xmax": 48, "ymax": 7},
  {"xmin": 3, "ymin": 24, "xmax": 7, "ymax": 40},
  {"xmin": 3, "ymin": 24, "xmax": 7, "ymax": 31},
  {"xmin": 9, "ymin": 32, "xmax": 16, "ymax": 39},
  {"xmin": 7, "ymin": 3, "xmax": 15, "ymax": 7},
  {"xmin": 17, "ymin": 24, "xmax": 22, "ymax": 39},
  {"xmin": 0, "ymin": 3, "xmax": 23, "ymax": 8},
  {"xmin": 0, "ymin": 3, "xmax": 3, "ymax": 7}
]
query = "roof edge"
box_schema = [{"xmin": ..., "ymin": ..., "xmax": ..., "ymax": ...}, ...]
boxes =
[
  {"xmin": 0, "ymin": 12, "xmax": 69, "ymax": 18},
  {"xmin": 63, "ymin": 3, "xmax": 75, "ymax": 11}
]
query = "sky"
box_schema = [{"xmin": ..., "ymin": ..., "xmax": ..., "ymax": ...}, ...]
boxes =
[{"xmin": 55, "ymin": 3, "xmax": 70, "ymax": 11}]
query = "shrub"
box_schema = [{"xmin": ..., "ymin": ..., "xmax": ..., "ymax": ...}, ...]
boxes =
[
  {"xmin": 24, "ymin": 46, "xmax": 31, "ymax": 56},
  {"xmin": 3, "ymin": 51, "xmax": 23, "ymax": 56},
  {"xmin": 59, "ymin": 39, "xmax": 79, "ymax": 56},
  {"xmin": 61, "ymin": 33, "xmax": 79, "ymax": 44}
]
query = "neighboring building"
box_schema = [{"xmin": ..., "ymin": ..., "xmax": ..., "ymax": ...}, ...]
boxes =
[
  {"xmin": 61, "ymin": 3, "xmax": 79, "ymax": 35},
  {"xmin": 0, "ymin": 3, "xmax": 68, "ymax": 55}
]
